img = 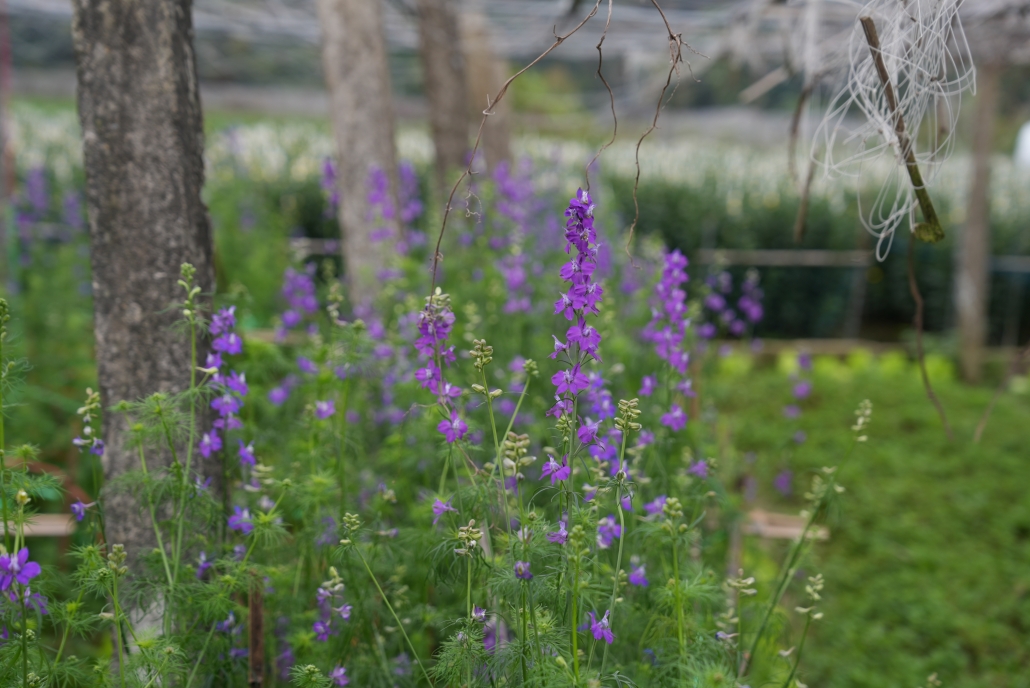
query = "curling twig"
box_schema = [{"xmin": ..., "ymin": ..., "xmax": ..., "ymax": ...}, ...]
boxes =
[
  {"xmin": 973, "ymin": 342, "xmax": 1030, "ymax": 443},
  {"xmin": 907, "ymin": 238, "xmax": 955, "ymax": 441},
  {"xmin": 859, "ymin": 16, "xmax": 943, "ymax": 243},
  {"xmin": 585, "ymin": 0, "xmax": 616, "ymax": 192}
]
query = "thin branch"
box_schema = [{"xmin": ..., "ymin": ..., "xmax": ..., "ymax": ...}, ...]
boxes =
[
  {"xmin": 429, "ymin": 1, "xmax": 605, "ymax": 291},
  {"xmin": 859, "ymin": 15, "xmax": 944, "ymax": 243},
  {"xmin": 907, "ymin": 238, "xmax": 954, "ymax": 441},
  {"xmin": 625, "ymin": 0, "xmax": 706, "ymax": 254},
  {"xmin": 584, "ymin": 0, "xmax": 616, "ymax": 192}
]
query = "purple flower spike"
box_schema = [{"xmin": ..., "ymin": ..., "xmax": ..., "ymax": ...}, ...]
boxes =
[
  {"xmin": 589, "ymin": 610, "xmax": 614, "ymax": 644},
  {"xmin": 437, "ymin": 410, "xmax": 467, "ymax": 443},
  {"xmin": 0, "ymin": 548, "xmax": 42, "ymax": 591},
  {"xmin": 432, "ymin": 498, "xmax": 457, "ymax": 525},
  {"xmin": 514, "ymin": 561, "xmax": 533, "ymax": 581}
]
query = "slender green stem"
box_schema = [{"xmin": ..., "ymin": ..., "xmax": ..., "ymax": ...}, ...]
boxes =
[
  {"xmin": 571, "ymin": 556, "xmax": 580, "ymax": 683},
  {"xmin": 53, "ymin": 589, "xmax": 86, "ymax": 667},
  {"xmin": 600, "ymin": 484, "xmax": 627, "ymax": 678},
  {"xmin": 172, "ymin": 318, "xmax": 199, "ymax": 584},
  {"xmin": 520, "ymin": 583, "xmax": 529, "ymax": 683},
  {"xmin": 672, "ymin": 538, "xmax": 686, "ymax": 662},
  {"xmin": 355, "ymin": 547, "xmax": 435, "ymax": 687},
  {"xmin": 184, "ymin": 622, "xmax": 217, "ymax": 688},
  {"xmin": 21, "ymin": 585, "xmax": 29, "ymax": 686},
  {"xmin": 112, "ymin": 578, "xmax": 126, "ymax": 688},
  {"xmin": 141, "ymin": 656, "xmax": 171, "ymax": 688},
  {"xmin": 137, "ymin": 446, "xmax": 174, "ymax": 591},
  {"xmin": 0, "ymin": 333, "xmax": 10, "ymax": 553},
  {"xmin": 779, "ymin": 615, "xmax": 812, "ymax": 688},
  {"xmin": 337, "ymin": 381, "xmax": 350, "ymax": 519}
]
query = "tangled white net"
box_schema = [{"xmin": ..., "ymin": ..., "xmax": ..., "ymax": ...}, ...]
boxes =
[{"xmin": 815, "ymin": 0, "xmax": 976, "ymax": 260}]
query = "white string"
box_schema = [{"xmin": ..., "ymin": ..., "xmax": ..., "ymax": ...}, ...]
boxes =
[{"xmin": 814, "ymin": 0, "xmax": 975, "ymax": 260}]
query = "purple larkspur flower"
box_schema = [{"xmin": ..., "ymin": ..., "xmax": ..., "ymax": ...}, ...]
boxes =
[
  {"xmin": 210, "ymin": 306, "xmax": 237, "ymax": 336},
  {"xmin": 541, "ymin": 455, "xmax": 571, "ymax": 485},
  {"xmin": 660, "ymin": 404, "xmax": 687, "ymax": 432},
  {"xmin": 577, "ymin": 417, "xmax": 601, "ymax": 445},
  {"xmin": 199, "ymin": 431, "xmax": 222, "ymax": 459},
  {"xmin": 794, "ymin": 430, "xmax": 807, "ymax": 444},
  {"xmin": 329, "ymin": 666, "xmax": 349, "ymax": 686},
  {"xmin": 228, "ymin": 506, "xmax": 253, "ymax": 535},
  {"xmin": 437, "ymin": 410, "xmax": 467, "ymax": 443},
  {"xmin": 196, "ymin": 552, "xmax": 213, "ymax": 579},
  {"xmin": 514, "ymin": 561, "xmax": 533, "ymax": 581},
  {"xmin": 211, "ymin": 393, "xmax": 242, "ymax": 417},
  {"xmin": 597, "ymin": 515, "xmax": 621, "ymax": 549},
  {"xmin": 783, "ymin": 404, "xmax": 801, "ymax": 419},
  {"xmin": 238, "ymin": 440, "xmax": 256, "ymax": 467},
  {"xmin": 314, "ymin": 620, "xmax": 331, "ymax": 642},
  {"xmin": 643, "ymin": 495, "xmax": 667, "ymax": 516},
  {"xmin": 639, "ymin": 375, "xmax": 656, "ymax": 397},
  {"xmin": 798, "ymin": 352, "xmax": 812, "ymax": 371},
  {"xmin": 472, "ymin": 605, "xmax": 486, "ymax": 622},
  {"xmin": 0, "ymin": 549, "xmax": 41, "ymax": 590},
  {"xmin": 589, "ymin": 610, "xmax": 614, "ymax": 644},
  {"xmin": 71, "ymin": 500, "xmax": 90, "ymax": 522},
  {"xmin": 793, "ymin": 380, "xmax": 812, "ymax": 400},
  {"xmin": 629, "ymin": 565, "xmax": 648, "ymax": 587},
  {"xmin": 315, "ymin": 400, "xmax": 336, "ymax": 420},
  {"xmin": 774, "ymin": 470, "xmax": 793, "ymax": 497},
  {"xmin": 432, "ymin": 498, "xmax": 456, "ymax": 525},
  {"xmin": 268, "ymin": 386, "xmax": 290, "ymax": 406},
  {"xmin": 297, "ymin": 357, "xmax": 318, "ymax": 375},
  {"xmin": 212, "ymin": 332, "xmax": 243, "ymax": 355},
  {"xmin": 551, "ymin": 364, "xmax": 589, "ymax": 397},
  {"xmin": 547, "ymin": 520, "xmax": 569, "ymax": 545},
  {"xmin": 688, "ymin": 460, "xmax": 708, "ymax": 479}
]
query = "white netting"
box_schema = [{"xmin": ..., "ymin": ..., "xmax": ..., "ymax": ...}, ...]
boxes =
[{"xmin": 815, "ymin": 0, "xmax": 975, "ymax": 260}]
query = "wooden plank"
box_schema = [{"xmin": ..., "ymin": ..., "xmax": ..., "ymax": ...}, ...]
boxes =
[
  {"xmin": 4, "ymin": 514, "xmax": 77, "ymax": 537},
  {"xmin": 695, "ymin": 249, "xmax": 872, "ymax": 268},
  {"xmin": 743, "ymin": 509, "xmax": 829, "ymax": 540}
]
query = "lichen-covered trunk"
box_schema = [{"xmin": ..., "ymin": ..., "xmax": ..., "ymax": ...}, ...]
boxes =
[
  {"xmin": 317, "ymin": 0, "xmax": 399, "ymax": 306},
  {"xmin": 415, "ymin": 0, "xmax": 469, "ymax": 195},
  {"xmin": 957, "ymin": 63, "xmax": 1001, "ymax": 383},
  {"xmin": 71, "ymin": 0, "xmax": 215, "ymax": 557}
]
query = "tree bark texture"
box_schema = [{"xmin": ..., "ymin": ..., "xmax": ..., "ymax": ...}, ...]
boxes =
[
  {"xmin": 71, "ymin": 0, "xmax": 215, "ymax": 558},
  {"xmin": 460, "ymin": 9, "xmax": 511, "ymax": 172},
  {"xmin": 317, "ymin": 0, "xmax": 399, "ymax": 305},
  {"xmin": 415, "ymin": 0, "xmax": 469, "ymax": 195},
  {"xmin": 957, "ymin": 63, "xmax": 1001, "ymax": 383}
]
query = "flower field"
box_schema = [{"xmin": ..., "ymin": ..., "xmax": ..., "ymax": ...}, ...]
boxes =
[{"xmin": 0, "ymin": 98, "xmax": 1028, "ymax": 687}]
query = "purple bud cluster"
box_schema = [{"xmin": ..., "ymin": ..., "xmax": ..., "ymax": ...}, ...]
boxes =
[
  {"xmin": 699, "ymin": 269, "xmax": 764, "ymax": 340},
  {"xmin": 414, "ymin": 292, "xmax": 464, "ymax": 443},
  {"xmin": 277, "ymin": 265, "xmax": 319, "ymax": 341},
  {"xmin": 549, "ymin": 190, "xmax": 604, "ymax": 420},
  {"xmin": 313, "ymin": 584, "xmax": 352, "ymax": 642},
  {"xmin": 203, "ymin": 307, "xmax": 251, "ymax": 464}
]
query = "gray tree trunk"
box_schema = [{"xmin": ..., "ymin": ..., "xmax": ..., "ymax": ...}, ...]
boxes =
[
  {"xmin": 460, "ymin": 9, "xmax": 511, "ymax": 171},
  {"xmin": 317, "ymin": 0, "xmax": 399, "ymax": 305},
  {"xmin": 415, "ymin": 0, "xmax": 469, "ymax": 195},
  {"xmin": 71, "ymin": 0, "xmax": 215, "ymax": 558},
  {"xmin": 957, "ymin": 63, "xmax": 1001, "ymax": 383}
]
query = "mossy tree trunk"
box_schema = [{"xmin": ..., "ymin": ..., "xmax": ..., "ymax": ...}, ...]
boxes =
[
  {"xmin": 71, "ymin": 0, "xmax": 215, "ymax": 557},
  {"xmin": 317, "ymin": 0, "xmax": 399, "ymax": 305}
]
